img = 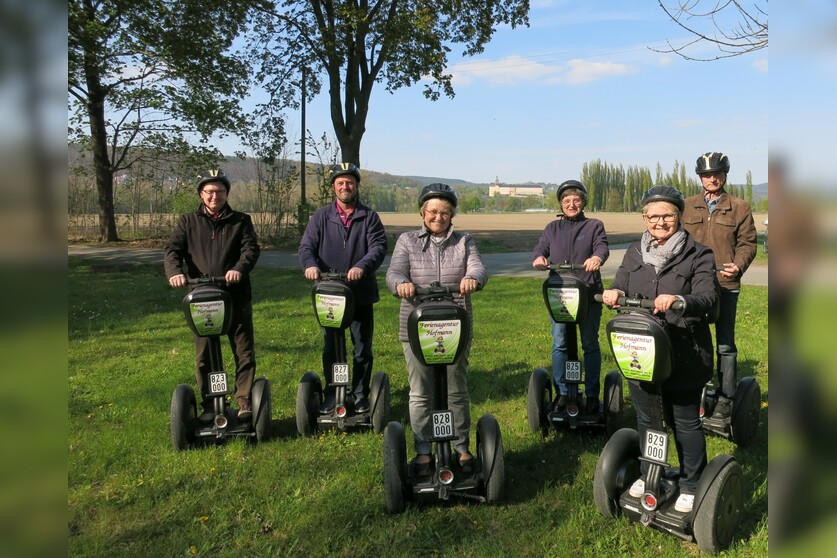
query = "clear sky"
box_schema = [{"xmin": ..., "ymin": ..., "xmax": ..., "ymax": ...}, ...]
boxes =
[{"xmin": 219, "ymin": 1, "xmax": 769, "ymax": 186}]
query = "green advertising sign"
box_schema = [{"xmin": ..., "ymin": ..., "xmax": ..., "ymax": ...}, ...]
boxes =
[
  {"xmin": 417, "ymin": 319, "xmax": 462, "ymax": 365},
  {"xmin": 547, "ymin": 287, "xmax": 580, "ymax": 322},
  {"xmin": 610, "ymin": 331, "xmax": 656, "ymax": 382},
  {"xmin": 190, "ymin": 300, "xmax": 225, "ymax": 336},
  {"xmin": 315, "ymin": 294, "xmax": 346, "ymax": 328}
]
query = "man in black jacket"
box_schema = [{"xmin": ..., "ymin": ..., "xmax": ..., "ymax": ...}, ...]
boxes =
[{"xmin": 164, "ymin": 170, "xmax": 261, "ymax": 422}]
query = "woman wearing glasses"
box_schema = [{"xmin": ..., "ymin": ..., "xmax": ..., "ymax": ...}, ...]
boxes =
[
  {"xmin": 386, "ymin": 183, "xmax": 487, "ymax": 476},
  {"xmin": 532, "ymin": 180, "xmax": 609, "ymax": 413},
  {"xmin": 600, "ymin": 185, "xmax": 719, "ymax": 514}
]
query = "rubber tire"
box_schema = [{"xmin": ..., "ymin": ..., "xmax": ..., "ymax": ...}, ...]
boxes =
[
  {"xmin": 383, "ymin": 421, "xmax": 408, "ymax": 513},
  {"xmin": 603, "ymin": 370, "xmax": 624, "ymax": 438},
  {"xmin": 251, "ymin": 377, "xmax": 271, "ymax": 443},
  {"xmin": 295, "ymin": 372, "xmax": 321, "ymax": 436},
  {"xmin": 477, "ymin": 414, "xmax": 505, "ymax": 503},
  {"xmin": 369, "ymin": 371, "xmax": 390, "ymax": 434},
  {"xmin": 527, "ymin": 368, "xmax": 552, "ymax": 433},
  {"xmin": 730, "ymin": 376, "xmax": 760, "ymax": 448},
  {"xmin": 694, "ymin": 458, "xmax": 745, "ymax": 554},
  {"xmin": 170, "ymin": 384, "xmax": 197, "ymax": 451},
  {"xmin": 593, "ymin": 428, "xmax": 641, "ymax": 518}
]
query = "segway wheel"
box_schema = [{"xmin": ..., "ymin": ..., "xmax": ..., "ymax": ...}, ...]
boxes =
[
  {"xmin": 593, "ymin": 428, "xmax": 641, "ymax": 518},
  {"xmin": 369, "ymin": 371, "xmax": 391, "ymax": 434},
  {"xmin": 383, "ymin": 421, "xmax": 408, "ymax": 513},
  {"xmin": 526, "ymin": 368, "xmax": 552, "ymax": 433},
  {"xmin": 730, "ymin": 376, "xmax": 761, "ymax": 448},
  {"xmin": 170, "ymin": 384, "xmax": 197, "ymax": 451},
  {"xmin": 477, "ymin": 414, "xmax": 505, "ymax": 503},
  {"xmin": 694, "ymin": 459, "xmax": 745, "ymax": 554},
  {"xmin": 603, "ymin": 370, "xmax": 624, "ymax": 438},
  {"xmin": 295, "ymin": 372, "xmax": 321, "ymax": 436},
  {"xmin": 251, "ymin": 377, "xmax": 271, "ymax": 443}
]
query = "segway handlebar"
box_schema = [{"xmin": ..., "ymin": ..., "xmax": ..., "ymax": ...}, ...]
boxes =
[
  {"xmin": 546, "ymin": 262, "xmax": 586, "ymax": 272},
  {"xmin": 186, "ymin": 276, "xmax": 228, "ymax": 286},
  {"xmin": 594, "ymin": 293, "xmax": 684, "ymax": 311},
  {"xmin": 318, "ymin": 270, "xmax": 348, "ymax": 281}
]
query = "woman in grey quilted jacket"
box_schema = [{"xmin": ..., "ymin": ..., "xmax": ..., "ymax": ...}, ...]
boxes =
[{"xmin": 386, "ymin": 184, "xmax": 488, "ymax": 476}]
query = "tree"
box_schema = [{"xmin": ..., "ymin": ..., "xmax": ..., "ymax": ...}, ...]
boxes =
[
  {"xmin": 68, "ymin": 0, "xmax": 251, "ymax": 241},
  {"xmin": 654, "ymin": 0, "xmax": 767, "ymax": 61},
  {"xmin": 249, "ymin": 0, "xmax": 529, "ymax": 166}
]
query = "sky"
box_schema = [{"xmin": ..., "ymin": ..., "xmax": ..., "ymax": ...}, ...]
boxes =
[{"xmin": 217, "ymin": 0, "xmax": 769, "ymax": 186}]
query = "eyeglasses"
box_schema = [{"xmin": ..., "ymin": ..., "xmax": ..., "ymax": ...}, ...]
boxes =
[
  {"xmin": 643, "ymin": 213, "xmax": 678, "ymax": 224},
  {"xmin": 561, "ymin": 197, "xmax": 583, "ymax": 206},
  {"xmin": 202, "ymin": 189, "xmax": 227, "ymax": 197},
  {"xmin": 425, "ymin": 210, "xmax": 452, "ymax": 219}
]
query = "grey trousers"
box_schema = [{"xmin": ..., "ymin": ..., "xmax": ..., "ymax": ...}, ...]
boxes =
[{"xmin": 402, "ymin": 341, "xmax": 471, "ymax": 456}]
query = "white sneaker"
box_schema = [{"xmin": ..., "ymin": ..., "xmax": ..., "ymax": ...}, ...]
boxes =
[
  {"xmin": 675, "ymin": 493, "xmax": 695, "ymax": 513},
  {"xmin": 629, "ymin": 479, "xmax": 645, "ymax": 498}
]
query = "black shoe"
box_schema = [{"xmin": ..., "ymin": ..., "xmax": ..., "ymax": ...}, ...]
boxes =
[
  {"xmin": 198, "ymin": 409, "xmax": 214, "ymax": 424},
  {"xmin": 354, "ymin": 395, "xmax": 370, "ymax": 413},
  {"xmin": 319, "ymin": 392, "xmax": 336, "ymax": 414},
  {"xmin": 553, "ymin": 395, "xmax": 567, "ymax": 412},
  {"xmin": 713, "ymin": 396, "xmax": 732, "ymax": 418},
  {"xmin": 412, "ymin": 455, "xmax": 433, "ymax": 477},
  {"xmin": 458, "ymin": 452, "xmax": 475, "ymax": 474},
  {"xmin": 585, "ymin": 396, "xmax": 599, "ymax": 414}
]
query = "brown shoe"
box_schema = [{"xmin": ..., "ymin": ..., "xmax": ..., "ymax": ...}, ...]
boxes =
[{"xmin": 237, "ymin": 403, "xmax": 252, "ymax": 421}]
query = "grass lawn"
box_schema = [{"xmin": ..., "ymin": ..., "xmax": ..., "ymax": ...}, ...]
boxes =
[{"xmin": 68, "ymin": 261, "xmax": 767, "ymax": 557}]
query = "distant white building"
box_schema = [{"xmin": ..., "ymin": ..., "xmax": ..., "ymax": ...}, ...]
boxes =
[{"xmin": 488, "ymin": 176, "xmax": 544, "ymax": 198}]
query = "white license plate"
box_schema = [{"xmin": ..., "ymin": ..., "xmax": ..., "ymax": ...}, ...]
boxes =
[
  {"xmin": 431, "ymin": 410, "xmax": 455, "ymax": 440},
  {"xmin": 209, "ymin": 372, "xmax": 228, "ymax": 394},
  {"xmin": 332, "ymin": 363, "xmax": 350, "ymax": 385},
  {"xmin": 564, "ymin": 361, "xmax": 582, "ymax": 382},
  {"xmin": 644, "ymin": 428, "xmax": 669, "ymax": 463}
]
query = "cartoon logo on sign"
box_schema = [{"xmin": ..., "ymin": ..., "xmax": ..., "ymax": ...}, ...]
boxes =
[{"xmin": 315, "ymin": 294, "xmax": 346, "ymax": 328}]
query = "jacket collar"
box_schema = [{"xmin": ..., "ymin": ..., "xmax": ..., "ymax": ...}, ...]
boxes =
[{"xmin": 419, "ymin": 224, "xmax": 455, "ymax": 251}]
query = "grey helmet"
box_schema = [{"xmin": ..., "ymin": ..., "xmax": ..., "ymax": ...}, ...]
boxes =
[
  {"xmin": 197, "ymin": 170, "xmax": 231, "ymax": 193},
  {"xmin": 329, "ymin": 162, "xmax": 361, "ymax": 184}
]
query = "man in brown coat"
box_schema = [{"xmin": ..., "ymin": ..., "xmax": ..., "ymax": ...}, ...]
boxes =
[{"xmin": 682, "ymin": 152, "xmax": 757, "ymax": 415}]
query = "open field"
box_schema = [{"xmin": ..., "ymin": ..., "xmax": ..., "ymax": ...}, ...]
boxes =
[{"xmin": 68, "ymin": 262, "xmax": 768, "ymax": 557}]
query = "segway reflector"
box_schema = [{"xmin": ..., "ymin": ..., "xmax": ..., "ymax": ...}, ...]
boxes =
[
  {"xmin": 214, "ymin": 415, "xmax": 228, "ymax": 429},
  {"xmin": 642, "ymin": 493, "xmax": 658, "ymax": 511},
  {"xmin": 567, "ymin": 403, "xmax": 579, "ymax": 417},
  {"xmin": 335, "ymin": 405, "xmax": 347, "ymax": 418},
  {"xmin": 438, "ymin": 467, "xmax": 454, "ymax": 485}
]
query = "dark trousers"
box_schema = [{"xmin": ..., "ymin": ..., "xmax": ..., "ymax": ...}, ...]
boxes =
[
  {"xmin": 195, "ymin": 301, "xmax": 256, "ymax": 407},
  {"xmin": 322, "ymin": 303, "xmax": 374, "ymax": 398},
  {"xmin": 715, "ymin": 288, "xmax": 739, "ymax": 396},
  {"xmin": 628, "ymin": 381, "xmax": 707, "ymax": 493}
]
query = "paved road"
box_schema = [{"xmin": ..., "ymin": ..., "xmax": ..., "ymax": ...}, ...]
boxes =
[{"xmin": 68, "ymin": 245, "xmax": 768, "ymax": 286}]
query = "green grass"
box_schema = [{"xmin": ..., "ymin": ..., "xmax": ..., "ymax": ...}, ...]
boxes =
[{"xmin": 68, "ymin": 261, "xmax": 767, "ymax": 557}]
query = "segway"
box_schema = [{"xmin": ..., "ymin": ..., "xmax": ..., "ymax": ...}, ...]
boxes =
[
  {"xmin": 700, "ymin": 376, "xmax": 761, "ymax": 448},
  {"xmin": 383, "ymin": 283, "xmax": 505, "ymax": 513},
  {"xmin": 295, "ymin": 272, "xmax": 390, "ymax": 435},
  {"xmin": 170, "ymin": 276, "xmax": 272, "ymax": 450},
  {"xmin": 527, "ymin": 263, "xmax": 623, "ymax": 437},
  {"xmin": 592, "ymin": 294, "xmax": 745, "ymax": 554}
]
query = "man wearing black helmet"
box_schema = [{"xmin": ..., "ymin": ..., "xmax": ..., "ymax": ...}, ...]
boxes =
[
  {"xmin": 299, "ymin": 163, "xmax": 387, "ymax": 414},
  {"xmin": 386, "ymin": 183, "xmax": 487, "ymax": 474},
  {"xmin": 682, "ymin": 152, "xmax": 757, "ymax": 416},
  {"xmin": 602, "ymin": 185, "xmax": 719, "ymax": 513},
  {"xmin": 532, "ymin": 180, "xmax": 609, "ymax": 414},
  {"xmin": 164, "ymin": 170, "xmax": 261, "ymax": 422}
]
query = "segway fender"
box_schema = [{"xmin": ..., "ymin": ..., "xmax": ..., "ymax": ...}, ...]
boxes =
[
  {"xmin": 598, "ymin": 428, "xmax": 640, "ymax": 498},
  {"xmin": 693, "ymin": 453, "xmax": 736, "ymax": 515}
]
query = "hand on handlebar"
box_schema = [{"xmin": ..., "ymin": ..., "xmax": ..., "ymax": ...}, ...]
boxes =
[
  {"xmin": 304, "ymin": 267, "xmax": 321, "ymax": 281},
  {"xmin": 460, "ymin": 277, "xmax": 479, "ymax": 294},
  {"xmin": 532, "ymin": 256, "xmax": 549, "ymax": 271},
  {"xmin": 169, "ymin": 274, "xmax": 187, "ymax": 288},
  {"xmin": 652, "ymin": 294, "xmax": 680, "ymax": 314},
  {"xmin": 600, "ymin": 288, "xmax": 621, "ymax": 308},
  {"xmin": 395, "ymin": 281, "xmax": 416, "ymax": 299},
  {"xmin": 225, "ymin": 270, "xmax": 241, "ymax": 285},
  {"xmin": 346, "ymin": 267, "xmax": 364, "ymax": 282}
]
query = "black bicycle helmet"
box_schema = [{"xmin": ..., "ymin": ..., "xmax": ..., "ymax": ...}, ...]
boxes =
[
  {"xmin": 695, "ymin": 152, "xmax": 730, "ymax": 175},
  {"xmin": 641, "ymin": 185, "xmax": 685, "ymax": 213},
  {"xmin": 556, "ymin": 179, "xmax": 588, "ymax": 206},
  {"xmin": 197, "ymin": 170, "xmax": 231, "ymax": 193},
  {"xmin": 418, "ymin": 183, "xmax": 458, "ymax": 208},
  {"xmin": 329, "ymin": 162, "xmax": 361, "ymax": 184}
]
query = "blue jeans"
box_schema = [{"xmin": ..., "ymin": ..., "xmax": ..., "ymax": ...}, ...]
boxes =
[
  {"xmin": 551, "ymin": 301, "xmax": 602, "ymax": 398},
  {"xmin": 322, "ymin": 303, "xmax": 374, "ymax": 398},
  {"xmin": 715, "ymin": 289, "xmax": 739, "ymax": 396}
]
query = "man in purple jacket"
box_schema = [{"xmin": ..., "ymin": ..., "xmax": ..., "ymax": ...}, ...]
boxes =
[
  {"xmin": 299, "ymin": 163, "xmax": 388, "ymax": 414},
  {"xmin": 532, "ymin": 180, "xmax": 609, "ymax": 413}
]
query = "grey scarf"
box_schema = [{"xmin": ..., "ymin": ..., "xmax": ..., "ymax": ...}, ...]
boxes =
[{"xmin": 640, "ymin": 228, "xmax": 687, "ymax": 273}]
